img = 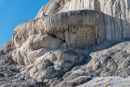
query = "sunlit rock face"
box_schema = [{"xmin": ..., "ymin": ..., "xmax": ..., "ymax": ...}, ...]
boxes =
[
  {"xmin": 36, "ymin": 0, "xmax": 130, "ymax": 41},
  {"xmin": 10, "ymin": 0, "xmax": 130, "ymax": 86},
  {"xmin": 13, "ymin": 10, "xmax": 105, "ymax": 49}
]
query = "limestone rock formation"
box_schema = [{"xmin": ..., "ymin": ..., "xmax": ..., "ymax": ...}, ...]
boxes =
[{"xmin": 0, "ymin": 0, "xmax": 130, "ymax": 87}]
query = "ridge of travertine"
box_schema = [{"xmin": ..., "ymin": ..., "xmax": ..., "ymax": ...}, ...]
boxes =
[
  {"xmin": 0, "ymin": 0, "xmax": 130, "ymax": 87},
  {"xmin": 36, "ymin": 0, "xmax": 130, "ymax": 41},
  {"xmin": 13, "ymin": 10, "xmax": 104, "ymax": 48}
]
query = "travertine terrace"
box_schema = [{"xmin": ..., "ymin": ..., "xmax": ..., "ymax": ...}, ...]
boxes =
[{"xmin": 0, "ymin": 0, "xmax": 130, "ymax": 87}]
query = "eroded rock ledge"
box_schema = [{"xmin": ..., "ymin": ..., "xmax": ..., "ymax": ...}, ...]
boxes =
[{"xmin": 13, "ymin": 10, "xmax": 104, "ymax": 48}]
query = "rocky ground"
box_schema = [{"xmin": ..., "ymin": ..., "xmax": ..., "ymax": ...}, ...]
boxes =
[
  {"xmin": 0, "ymin": 40, "xmax": 129, "ymax": 87},
  {"xmin": 79, "ymin": 76, "xmax": 130, "ymax": 87},
  {"xmin": 54, "ymin": 40, "xmax": 130, "ymax": 87},
  {"xmin": 0, "ymin": 40, "xmax": 49, "ymax": 87}
]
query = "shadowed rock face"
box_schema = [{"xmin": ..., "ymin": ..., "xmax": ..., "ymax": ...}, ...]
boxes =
[{"xmin": 0, "ymin": 0, "xmax": 130, "ymax": 87}]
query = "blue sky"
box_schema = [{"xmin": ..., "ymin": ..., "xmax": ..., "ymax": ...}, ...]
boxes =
[{"xmin": 0, "ymin": 0, "xmax": 49, "ymax": 47}]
